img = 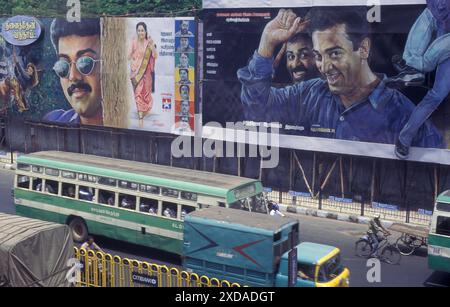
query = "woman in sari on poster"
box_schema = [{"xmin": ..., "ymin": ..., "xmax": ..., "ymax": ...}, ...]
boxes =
[{"xmin": 128, "ymin": 22, "xmax": 157, "ymax": 128}]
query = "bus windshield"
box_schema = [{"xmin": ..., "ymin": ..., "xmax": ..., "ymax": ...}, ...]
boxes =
[
  {"xmin": 436, "ymin": 202, "xmax": 450, "ymax": 213},
  {"xmin": 436, "ymin": 216, "xmax": 450, "ymax": 236}
]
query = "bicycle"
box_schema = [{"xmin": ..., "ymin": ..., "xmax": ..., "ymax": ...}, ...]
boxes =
[
  {"xmin": 395, "ymin": 233, "xmax": 428, "ymax": 256},
  {"xmin": 355, "ymin": 233, "xmax": 401, "ymax": 265}
]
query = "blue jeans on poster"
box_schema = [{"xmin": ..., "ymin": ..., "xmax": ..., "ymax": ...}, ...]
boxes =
[
  {"xmin": 399, "ymin": 9, "xmax": 450, "ymax": 148},
  {"xmin": 403, "ymin": 8, "xmax": 450, "ymax": 72}
]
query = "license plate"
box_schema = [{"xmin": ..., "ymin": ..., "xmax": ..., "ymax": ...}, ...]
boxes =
[{"xmin": 429, "ymin": 246, "xmax": 442, "ymax": 256}]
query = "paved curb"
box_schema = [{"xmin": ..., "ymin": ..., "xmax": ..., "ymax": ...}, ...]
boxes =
[{"xmin": 280, "ymin": 203, "xmax": 396, "ymax": 229}]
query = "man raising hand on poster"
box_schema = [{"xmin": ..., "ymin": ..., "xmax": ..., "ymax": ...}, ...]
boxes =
[{"xmin": 238, "ymin": 8, "xmax": 443, "ymax": 150}]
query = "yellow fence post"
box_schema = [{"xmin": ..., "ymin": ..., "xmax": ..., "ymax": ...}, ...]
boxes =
[
  {"xmin": 122, "ymin": 258, "xmax": 132, "ymax": 287},
  {"xmin": 170, "ymin": 268, "xmax": 180, "ymax": 287},
  {"xmin": 200, "ymin": 275, "xmax": 210, "ymax": 287},
  {"xmin": 72, "ymin": 248, "xmax": 242, "ymax": 288},
  {"xmin": 105, "ymin": 253, "xmax": 113, "ymax": 287},
  {"xmin": 190, "ymin": 273, "xmax": 200, "ymax": 287},
  {"xmin": 180, "ymin": 271, "xmax": 190, "ymax": 287}
]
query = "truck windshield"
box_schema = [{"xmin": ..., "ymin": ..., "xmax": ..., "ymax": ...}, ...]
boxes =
[
  {"xmin": 317, "ymin": 254, "xmax": 344, "ymax": 283},
  {"xmin": 249, "ymin": 193, "xmax": 268, "ymax": 214},
  {"xmin": 229, "ymin": 193, "xmax": 268, "ymax": 214}
]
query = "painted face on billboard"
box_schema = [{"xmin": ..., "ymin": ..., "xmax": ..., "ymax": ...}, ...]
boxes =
[
  {"xmin": 312, "ymin": 24, "xmax": 365, "ymax": 96},
  {"xmin": 181, "ymin": 37, "xmax": 189, "ymax": 49},
  {"xmin": 180, "ymin": 53, "xmax": 189, "ymax": 68},
  {"xmin": 137, "ymin": 24, "xmax": 147, "ymax": 41},
  {"xmin": 286, "ymin": 38, "xmax": 316, "ymax": 84},
  {"xmin": 180, "ymin": 85, "xmax": 190, "ymax": 101},
  {"xmin": 181, "ymin": 21, "xmax": 189, "ymax": 34},
  {"xmin": 56, "ymin": 35, "xmax": 102, "ymax": 119},
  {"xmin": 181, "ymin": 100, "xmax": 190, "ymax": 114},
  {"xmin": 180, "ymin": 69, "xmax": 189, "ymax": 82}
]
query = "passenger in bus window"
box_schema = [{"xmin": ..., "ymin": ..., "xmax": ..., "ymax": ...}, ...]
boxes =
[
  {"xmin": 121, "ymin": 196, "xmax": 135, "ymax": 209},
  {"xmin": 45, "ymin": 184, "xmax": 56, "ymax": 194},
  {"xmin": 34, "ymin": 181, "xmax": 43, "ymax": 191},
  {"xmin": 181, "ymin": 208, "xmax": 187, "ymax": 220},
  {"xmin": 148, "ymin": 206, "xmax": 157, "ymax": 214},
  {"xmin": 139, "ymin": 203, "xmax": 150, "ymax": 212},
  {"xmin": 67, "ymin": 186, "xmax": 75, "ymax": 198},
  {"xmin": 163, "ymin": 207, "xmax": 176, "ymax": 218},
  {"xmin": 79, "ymin": 187, "xmax": 94, "ymax": 201},
  {"xmin": 107, "ymin": 196, "xmax": 115, "ymax": 206}
]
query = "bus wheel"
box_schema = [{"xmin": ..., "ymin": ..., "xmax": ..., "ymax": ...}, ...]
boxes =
[{"xmin": 68, "ymin": 218, "xmax": 88, "ymax": 243}]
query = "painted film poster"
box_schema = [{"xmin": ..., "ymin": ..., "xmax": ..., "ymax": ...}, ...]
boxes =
[
  {"xmin": 0, "ymin": 16, "xmax": 196, "ymax": 136},
  {"xmin": 201, "ymin": 0, "xmax": 450, "ymax": 163}
]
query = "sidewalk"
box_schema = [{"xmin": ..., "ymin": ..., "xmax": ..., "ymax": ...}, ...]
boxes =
[
  {"xmin": 0, "ymin": 150, "xmax": 16, "ymax": 170},
  {"xmin": 277, "ymin": 202, "xmax": 429, "ymax": 233}
]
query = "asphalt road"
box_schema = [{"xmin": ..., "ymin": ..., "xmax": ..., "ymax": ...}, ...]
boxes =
[{"xmin": 1, "ymin": 168, "xmax": 449, "ymax": 287}]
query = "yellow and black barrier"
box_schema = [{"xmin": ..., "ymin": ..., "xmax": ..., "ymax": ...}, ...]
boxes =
[{"xmin": 73, "ymin": 247, "xmax": 241, "ymax": 288}]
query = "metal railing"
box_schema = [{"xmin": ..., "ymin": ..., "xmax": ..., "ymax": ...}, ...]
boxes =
[
  {"xmin": 267, "ymin": 189, "xmax": 432, "ymax": 226},
  {"xmin": 73, "ymin": 247, "xmax": 242, "ymax": 288}
]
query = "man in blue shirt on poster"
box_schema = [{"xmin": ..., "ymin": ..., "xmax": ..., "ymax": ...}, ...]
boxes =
[{"xmin": 237, "ymin": 7, "xmax": 444, "ymax": 150}]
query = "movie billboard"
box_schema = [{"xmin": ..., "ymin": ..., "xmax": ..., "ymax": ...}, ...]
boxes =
[
  {"xmin": 201, "ymin": 0, "xmax": 450, "ymax": 163},
  {"xmin": 0, "ymin": 16, "xmax": 196, "ymax": 135}
]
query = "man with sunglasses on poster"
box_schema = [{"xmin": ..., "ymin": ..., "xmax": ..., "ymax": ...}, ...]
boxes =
[
  {"xmin": 43, "ymin": 18, "xmax": 103, "ymax": 126},
  {"xmin": 237, "ymin": 8, "xmax": 444, "ymax": 150}
]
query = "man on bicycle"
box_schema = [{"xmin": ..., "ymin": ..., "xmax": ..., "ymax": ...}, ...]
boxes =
[{"xmin": 367, "ymin": 216, "xmax": 390, "ymax": 257}]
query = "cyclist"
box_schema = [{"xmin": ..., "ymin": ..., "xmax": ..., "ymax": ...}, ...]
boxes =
[
  {"xmin": 367, "ymin": 216, "xmax": 390, "ymax": 258},
  {"xmin": 269, "ymin": 202, "xmax": 285, "ymax": 217}
]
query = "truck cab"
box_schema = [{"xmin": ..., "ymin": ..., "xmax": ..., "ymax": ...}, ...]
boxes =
[
  {"xmin": 183, "ymin": 207, "xmax": 350, "ymax": 287},
  {"xmin": 276, "ymin": 242, "xmax": 350, "ymax": 287}
]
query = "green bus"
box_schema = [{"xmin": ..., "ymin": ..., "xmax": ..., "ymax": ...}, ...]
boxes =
[
  {"xmin": 428, "ymin": 190, "xmax": 450, "ymax": 273},
  {"xmin": 13, "ymin": 151, "xmax": 268, "ymax": 255}
]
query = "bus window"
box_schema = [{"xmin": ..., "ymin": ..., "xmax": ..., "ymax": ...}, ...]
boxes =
[
  {"xmin": 45, "ymin": 180, "xmax": 59, "ymax": 195},
  {"xmin": 78, "ymin": 173, "xmax": 98, "ymax": 183},
  {"xmin": 181, "ymin": 191, "xmax": 197, "ymax": 202},
  {"xmin": 437, "ymin": 216, "xmax": 450, "ymax": 236},
  {"xmin": 17, "ymin": 175, "xmax": 30, "ymax": 189},
  {"xmin": 119, "ymin": 194, "xmax": 136, "ymax": 210},
  {"xmin": 32, "ymin": 166, "xmax": 44, "ymax": 173},
  {"xmin": 218, "ymin": 202, "xmax": 226, "ymax": 208},
  {"xmin": 162, "ymin": 188, "xmax": 179, "ymax": 198},
  {"xmin": 79, "ymin": 186, "xmax": 95, "ymax": 202},
  {"xmin": 17, "ymin": 164, "xmax": 31, "ymax": 171},
  {"xmin": 98, "ymin": 177, "xmax": 117, "ymax": 187},
  {"xmin": 140, "ymin": 197, "xmax": 158, "ymax": 214},
  {"xmin": 45, "ymin": 168, "xmax": 60, "ymax": 177},
  {"xmin": 99, "ymin": 190, "xmax": 115, "ymax": 206},
  {"xmin": 32, "ymin": 178, "xmax": 43, "ymax": 191},
  {"xmin": 162, "ymin": 202, "xmax": 177, "ymax": 219},
  {"xmin": 61, "ymin": 171, "xmax": 76, "ymax": 179},
  {"xmin": 181, "ymin": 205, "xmax": 196, "ymax": 220},
  {"xmin": 62, "ymin": 183, "xmax": 76, "ymax": 198},
  {"xmin": 139, "ymin": 184, "xmax": 160, "ymax": 195},
  {"xmin": 119, "ymin": 181, "xmax": 138, "ymax": 190}
]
